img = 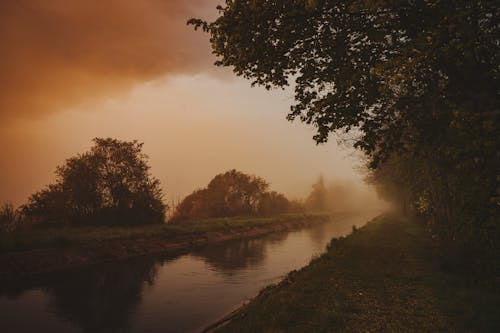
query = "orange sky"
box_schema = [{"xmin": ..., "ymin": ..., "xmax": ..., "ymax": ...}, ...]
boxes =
[{"xmin": 0, "ymin": 0, "xmax": 384, "ymax": 209}]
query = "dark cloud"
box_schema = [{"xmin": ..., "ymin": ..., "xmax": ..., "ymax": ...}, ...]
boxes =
[{"xmin": 0, "ymin": 0, "xmax": 218, "ymax": 121}]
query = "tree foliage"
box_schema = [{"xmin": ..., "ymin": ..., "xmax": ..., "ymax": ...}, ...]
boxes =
[
  {"xmin": 190, "ymin": 0, "xmax": 498, "ymax": 156},
  {"xmin": 172, "ymin": 170, "xmax": 293, "ymax": 221},
  {"xmin": 22, "ymin": 138, "xmax": 166, "ymax": 226},
  {"xmin": 305, "ymin": 175, "xmax": 328, "ymax": 212},
  {"xmin": 0, "ymin": 202, "xmax": 19, "ymax": 233},
  {"xmin": 190, "ymin": 0, "xmax": 500, "ymax": 246}
]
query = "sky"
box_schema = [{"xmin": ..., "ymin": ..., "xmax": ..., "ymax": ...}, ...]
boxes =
[{"xmin": 0, "ymin": 0, "xmax": 383, "ymax": 208}]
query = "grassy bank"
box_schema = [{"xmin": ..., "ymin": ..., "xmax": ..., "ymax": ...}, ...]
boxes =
[
  {"xmin": 0, "ymin": 213, "xmax": 329, "ymax": 253},
  {"xmin": 216, "ymin": 215, "xmax": 500, "ymax": 332}
]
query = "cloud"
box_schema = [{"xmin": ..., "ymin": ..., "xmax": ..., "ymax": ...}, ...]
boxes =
[{"xmin": 0, "ymin": 0, "xmax": 219, "ymax": 121}]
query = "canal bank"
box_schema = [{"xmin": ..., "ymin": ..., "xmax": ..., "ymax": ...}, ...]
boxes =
[
  {"xmin": 0, "ymin": 214, "xmax": 331, "ymax": 282},
  {"xmin": 213, "ymin": 215, "xmax": 500, "ymax": 332}
]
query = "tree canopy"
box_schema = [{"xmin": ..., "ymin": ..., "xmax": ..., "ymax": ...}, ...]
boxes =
[
  {"xmin": 190, "ymin": 1, "xmax": 499, "ymax": 246},
  {"xmin": 191, "ymin": 0, "xmax": 498, "ymax": 158},
  {"xmin": 172, "ymin": 169, "xmax": 293, "ymax": 220},
  {"xmin": 22, "ymin": 138, "xmax": 166, "ymax": 226}
]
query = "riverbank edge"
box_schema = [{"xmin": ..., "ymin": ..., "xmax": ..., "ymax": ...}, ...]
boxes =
[
  {"xmin": 0, "ymin": 215, "xmax": 331, "ymax": 283},
  {"xmin": 207, "ymin": 215, "xmax": 500, "ymax": 332}
]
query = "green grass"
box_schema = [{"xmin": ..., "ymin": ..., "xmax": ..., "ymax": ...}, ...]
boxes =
[
  {"xmin": 216, "ymin": 215, "xmax": 500, "ymax": 332},
  {"xmin": 0, "ymin": 213, "xmax": 329, "ymax": 253}
]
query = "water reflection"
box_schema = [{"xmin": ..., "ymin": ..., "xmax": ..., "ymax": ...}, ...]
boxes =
[
  {"xmin": 44, "ymin": 259, "xmax": 159, "ymax": 333},
  {"xmin": 0, "ymin": 252, "xmax": 184, "ymax": 333},
  {"xmin": 0, "ymin": 212, "xmax": 378, "ymax": 333},
  {"xmin": 304, "ymin": 220, "xmax": 330, "ymax": 245},
  {"xmin": 192, "ymin": 232, "xmax": 288, "ymax": 275}
]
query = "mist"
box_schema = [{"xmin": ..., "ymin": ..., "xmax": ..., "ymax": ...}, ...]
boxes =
[
  {"xmin": 324, "ymin": 179, "xmax": 389, "ymax": 213},
  {"xmin": 0, "ymin": 0, "xmax": 385, "ymax": 213},
  {"xmin": 1, "ymin": 73, "xmax": 384, "ymax": 208}
]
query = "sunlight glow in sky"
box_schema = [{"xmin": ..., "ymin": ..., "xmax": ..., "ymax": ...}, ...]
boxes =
[{"xmin": 0, "ymin": 0, "xmax": 381, "ymax": 208}]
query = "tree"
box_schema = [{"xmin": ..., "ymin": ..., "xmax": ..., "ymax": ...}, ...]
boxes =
[
  {"xmin": 172, "ymin": 189, "xmax": 212, "ymax": 220},
  {"xmin": 172, "ymin": 170, "xmax": 292, "ymax": 221},
  {"xmin": 258, "ymin": 191, "xmax": 290, "ymax": 215},
  {"xmin": 305, "ymin": 175, "xmax": 328, "ymax": 212},
  {"xmin": 190, "ymin": 0, "xmax": 498, "ymax": 158},
  {"xmin": 190, "ymin": 1, "xmax": 500, "ymax": 247},
  {"xmin": 0, "ymin": 202, "xmax": 19, "ymax": 233},
  {"xmin": 206, "ymin": 169, "xmax": 269, "ymax": 216},
  {"xmin": 22, "ymin": 138, "xmax": 166, "ymax": 226}
]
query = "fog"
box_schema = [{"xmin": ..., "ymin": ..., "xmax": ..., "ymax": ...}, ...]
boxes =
[
  {"xmin": 323, "ymin": 179, "xmax": 390, "ymax": 213},
  {"xmin": 0, "ymin": 0, "xmax": 386, "ymax": 210}
]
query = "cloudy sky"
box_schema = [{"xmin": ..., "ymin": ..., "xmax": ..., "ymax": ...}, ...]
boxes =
[{"xmin": 0, "ymin": 0, "xmax": 381, "ymax": 207}]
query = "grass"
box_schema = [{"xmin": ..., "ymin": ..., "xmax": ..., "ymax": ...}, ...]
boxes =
[
  {"xmin": 216, "ymin": 215, "xmax": 500, "ymax": 332},
  {"xmin": 0, "ymin": 213, "xmax": 329, "ymax": 253}
]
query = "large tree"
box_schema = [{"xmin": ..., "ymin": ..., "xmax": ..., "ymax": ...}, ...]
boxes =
[
  {"xmin": 22, "ymin": 138, "xmax": 166, "ymax": 226},
  {"xmin": 190, "ymin": 0, "xmax": 499, "ymax": 245},
  {"xmin": 190, "ymin": 0, "xmax": 498, "ymax": 157},
  {"xmin": 172, "ymin": 169, "xmax": 292, "ymax": 220}
]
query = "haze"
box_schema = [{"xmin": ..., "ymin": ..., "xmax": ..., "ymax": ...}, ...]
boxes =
[{"xmin": 0, "ymin": 0, "xmax": 383, "ymax": 209}]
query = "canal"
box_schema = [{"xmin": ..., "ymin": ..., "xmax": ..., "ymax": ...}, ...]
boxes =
[{"xmin": 0, "ymin": 212, "xmax": 378, "ymax": 333}]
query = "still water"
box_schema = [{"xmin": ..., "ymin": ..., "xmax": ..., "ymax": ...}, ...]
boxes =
[{"xmin": 0, "ymin": 212, "xmax": 378, "ymax": 333}]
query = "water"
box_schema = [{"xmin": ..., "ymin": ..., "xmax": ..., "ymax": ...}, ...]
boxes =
[{"xmin": 0, "ymin": 212, "xmax": 378, "ymax": 333}]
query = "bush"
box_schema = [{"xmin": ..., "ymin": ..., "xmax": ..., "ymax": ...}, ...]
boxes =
[
  {"xmin": 21, "ymin": 138, "xmax": 166, "ymax": 227},
  {"xmin": 171, "ymin": 170, "xmax": 293, "ymax": 221}
]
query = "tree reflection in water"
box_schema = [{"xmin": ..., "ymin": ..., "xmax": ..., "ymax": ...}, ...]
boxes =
[
  {"xmin": 192, "ymin": 232, "xmax": 288, "ymax": 275},
  {"xmin": 43, "ymin": 258, "xmax": 160, "ymax": 333},
  {"xmin": 40, "ymin": 232, "xmax": 291, "ymax": 332},
  {"xmin": 0, "ymin": 232, "xmax": 294, "ymax": 333},
  {"xmin": 304, "ymin": 221, "xmax": 329, "ymax": 246}
]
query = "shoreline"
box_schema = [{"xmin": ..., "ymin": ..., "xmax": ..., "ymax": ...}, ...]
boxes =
[
  {"xmin": 0, "ymin": 215, "xmax": 330, "ymax": 283},
  {"xmin": 209, "ymin": 215, "xmax": 500, "ymax": 332}
]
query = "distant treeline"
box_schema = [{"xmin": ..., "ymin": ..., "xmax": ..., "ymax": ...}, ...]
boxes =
[
  {"xmin": 171, "ymin": 169, "xmax": 303, "ymax": 222},
  {"xmin": 0, "ymin": 138, "xmax": 319, "ymax": 231}
]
